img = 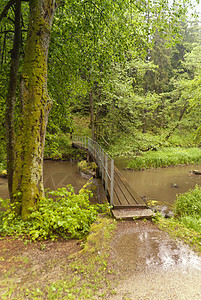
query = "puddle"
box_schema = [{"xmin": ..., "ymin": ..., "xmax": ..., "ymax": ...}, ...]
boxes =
[
  {"xmin": 110, "ymin": 221, "xmax": 201, "ymax": 299},
  {"xmin": 112, "ymin": 221, "xmax": 201, "ymax": 274}
]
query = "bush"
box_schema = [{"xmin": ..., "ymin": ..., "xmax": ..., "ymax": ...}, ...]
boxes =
[
  {"xmin": 44, "ymin": 133, "xmax": 86, "ymax": 160},
  {"xmin": 180, "ymin": 215, "xmax": 201, "ymax": 233},
  {"xmin": 0, "ymin": 185, "xmax": 110, "ymax": 240}
]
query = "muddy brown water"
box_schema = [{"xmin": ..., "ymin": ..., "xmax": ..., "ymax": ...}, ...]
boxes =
[
  {"xmin": 0, "ymin": 160, "xmax": 201, "ymax": 297},
  {"xmin": 0, "ymin": 160, "xmax": 88, "ymax": 199},
  {"xmin": 110, "ymin": 221, "xmax": 201, "ymax": 299},
  {"xmin": 115, "ymin": 158, "xmax": 201, "ymax": 211},
  {"xmin": 1, "ymin": 160, "xmax": 201, "ymax": 209}
]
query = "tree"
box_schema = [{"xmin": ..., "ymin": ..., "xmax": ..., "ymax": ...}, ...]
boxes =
[
  {"xmin": 0, "ymin": 0, "xmax": 60, "ymax": 220},
  {"xmin": 13, "ymin": 0, "xmax": 60, "ymax": 220},
  {"xmin": 0, "ymin": 0, "xmax": 194, "ymax": 220}
]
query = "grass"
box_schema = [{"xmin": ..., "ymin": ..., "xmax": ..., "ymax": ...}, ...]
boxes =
[
  {"xmin": 174, "ymin": 185, "xmax": 201, "ymax": 217},
  {"xmin": 108, "ymin": 129, "xmax": 196, "ymax": 157},
  {"xmin": 173, "ymin": 185, "xmax": 201, "ymax": 234},
  {"xmin": 0, "ymin": 217, "xmax": 117, "ymax": 299},
  {"xmin": 154, "ymin": 216, "xmax": 201, "ymax": 253},
  {"xmin": 154, "ymin": 185, "xmax": 201, "ymax": 254},
  {"xmin": 127, "ymin": 147, "xmax": 201, "ymax": 170}
]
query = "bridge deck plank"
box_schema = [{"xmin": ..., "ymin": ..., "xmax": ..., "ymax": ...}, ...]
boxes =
[{"xmin": 72, "ymin": 141, "xmax": 146, "ymax": 209}]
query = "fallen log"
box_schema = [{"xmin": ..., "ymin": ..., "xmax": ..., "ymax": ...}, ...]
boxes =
[{"xmin": 193, "ymin": 170, "xmax": 201, "ymax": 175}]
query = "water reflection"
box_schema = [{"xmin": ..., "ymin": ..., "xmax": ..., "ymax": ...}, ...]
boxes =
[
  {"xmin": 0, "ymin": 160, "xmax": 87, "ymax": 199},
  {"xmin": 112, "ymin": 222, "xmax": 201, "ymax": 275},
  {"xmin": 115, "ymin": 159, "xmax": 201, "ymax": 208}
]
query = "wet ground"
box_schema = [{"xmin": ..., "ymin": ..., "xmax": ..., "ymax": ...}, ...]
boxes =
[
  {"xmin": 0, "ymin": 219, "xmax": 200, "ymax": 299},
  {"xmin": 109, "ymin": 221, "xmax": 201, "ymax": 299}
]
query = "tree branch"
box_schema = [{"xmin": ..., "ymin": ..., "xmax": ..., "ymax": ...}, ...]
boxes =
[{"xmin": 0, "ymin": 0, "xmax": 16, "ymax": 22}]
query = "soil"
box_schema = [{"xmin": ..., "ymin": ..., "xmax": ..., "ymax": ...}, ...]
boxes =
[
  {"xmin": 0, "ymin": 220, "xmax": 201, "ymax": 299},
  {"xmin": 0, "ymin": 237, "xmax": 82, "ymax": 297}
]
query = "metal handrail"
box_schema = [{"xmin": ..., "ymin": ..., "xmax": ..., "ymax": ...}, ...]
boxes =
[{"xmin": 72, "ymin": 136, "xmax": 114, "ymax": 206}]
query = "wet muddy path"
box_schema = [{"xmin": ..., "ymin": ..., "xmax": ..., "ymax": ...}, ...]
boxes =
[{"xmin": 109, "ymin": 221, "xmax": 201, "ymax": 299}]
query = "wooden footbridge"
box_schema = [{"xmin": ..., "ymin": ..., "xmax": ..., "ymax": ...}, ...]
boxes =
[{"xmin": 72, "ymin": 136, "xmax": 153, "ymax": 220}]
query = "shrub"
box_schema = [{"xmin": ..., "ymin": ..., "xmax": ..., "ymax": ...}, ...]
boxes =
[
  {"xmin": 0, "ymin": 185, "xmax": 110, "ymax": 240},
  {"xmin": 180, "ymin": 215, "xmax": 201, "ymax": 233},
  {"xmin": 173, "ymin": 185, "xmax": 201, "ymax": 233}
]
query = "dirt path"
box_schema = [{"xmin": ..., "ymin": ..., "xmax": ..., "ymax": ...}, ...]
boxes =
[
  {"xmin": 0, "ymin": 219, "xmax": 200, "ymax": 299},
  {"xmin": 108, "ymin": 221, "xmax": 201, "ymax": 300}
]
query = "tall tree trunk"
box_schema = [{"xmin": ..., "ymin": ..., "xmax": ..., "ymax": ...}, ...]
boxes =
[
  {"xmin": 6, "ymin": 0, "xmax": 21, "ymax": 199},
  {"xmin": 142, "ymin": 109, "xmax": 147, "ymax": 133},
  {"xmin": 12, "ymin": 0, "xmax": 59, "ymax": 220},
  {"xmin": 90, "ymin": 90, "xmax": 96, "ymax": 141}
]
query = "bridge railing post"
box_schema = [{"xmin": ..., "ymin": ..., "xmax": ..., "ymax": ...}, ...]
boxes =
[
  {"xmin": 105, "ymin": 154, "xmax": 108, "ymax": 192},
  {"xmin": 110, "ymin": 159, "xmax": 114, "ymax": 206}
]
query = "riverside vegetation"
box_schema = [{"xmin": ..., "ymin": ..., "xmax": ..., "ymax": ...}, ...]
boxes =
[
  {"xmin": 114, "ymin": 132, "xmax": 201, "ymax": 253},
  {"xmin": 0, "ymin": 129, "xmax": 200, "ymax": 299},
  {"xmin": 0, "ymin": 128, "xmax": 201, "ymax": 252},
  {"xmin": 154, "ymin": 185, "xmax": 201, "ymax": 253}
]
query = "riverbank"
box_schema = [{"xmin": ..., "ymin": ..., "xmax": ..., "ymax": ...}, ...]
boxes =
[
  {"xmin": 123, "ymin": 147, "xmax": 201, "ymax": 171},
  {"xmin": 0, "ymin": 217, "xmax": 200, "ymax": 299}
]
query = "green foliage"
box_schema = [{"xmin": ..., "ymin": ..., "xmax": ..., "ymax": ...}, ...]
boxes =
[
  {"xmin": 174, "ymin": 185, "xmax": 201, "ymax": 217},
  {"xmin": 44, "ymin": 133, "xmax": 86, "ymax": 160},
  {"xmin": 0, "ymin": 185, "xmax": 110, "ymax": 240},
  {"xmin": 44, "ymin": 132, "xmax": 63, "ymax": 159},
  {"xmin": 127, "ymin": 147, "xmax": 201, "ymax": 170},
  {"xmin": 154, "ymin": 216, "xmax": 201, "ymax": 253},
  {"xmin": 78, "ymin": 161, "xmax": 97, "ymax": 173},
  {"xmin": 180, "ymin": 215, "xmax": 201, "ymax": 233},
  {"xmin": 172, "ymin": 185, "xmax": 201, "ymax": 234}
]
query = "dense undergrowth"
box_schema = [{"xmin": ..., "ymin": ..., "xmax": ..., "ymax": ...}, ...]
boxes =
[
  {"xmin": 174, "ymin": 185, "xmax": 201, "ymax": 233},
  {"xmin": 107, "ymin": 130, "xmax": 197, "ymax": 157},
  {"xmin": 0, "ymin": 185, "xmax": 110, "ymax": 241},
  {"xmin": 44, "ymin": 133, "xmax": 86, "ymax": 161}
]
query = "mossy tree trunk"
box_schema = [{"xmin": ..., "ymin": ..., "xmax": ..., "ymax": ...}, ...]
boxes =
[
  {"xmin": 12, "ymin": 0, "xmax": 59, "ymax": 220},
  {"xmin": 6, "ymin": 0, "xmax": 21, "ymax": 198}
]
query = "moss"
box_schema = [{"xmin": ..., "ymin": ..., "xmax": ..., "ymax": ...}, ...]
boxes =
[
  {"xmin": 12, "ymin": 2, "xmax": 57, "ymax": 220},
  {"xmin": 71, "ymin": 217, "xmax": 116, "ymax": 258},
  {"xmin": 1, "ymin": 170, "xmax": 7, "ymax": 178},
  {"xmin": 79, "ymin": 178, "xmax": 108, "ymax": 205}
]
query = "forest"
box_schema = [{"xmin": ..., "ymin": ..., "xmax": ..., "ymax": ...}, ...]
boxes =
[
  {"xmin": 0, "ymin": 0, "xmax": 201, "ymax": 298},
  {"xmin": 0, "ymin": 0, "xmax": 201, "ymax": 247}
]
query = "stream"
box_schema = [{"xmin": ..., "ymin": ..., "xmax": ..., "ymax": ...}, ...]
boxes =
[
  {"xmin": 1, "ymin": 160, "xmax": 201, "ymax": 208},
  {"xmin": 0, "ymin": 160, "xmax": 88, "ymax": 199},
  {"xmin": 115, "ymin": 158, "xmax": 201, "ymax": 212},
  {"xmin": 0, "ymin": 160, "xmax": 200, "ymax": 297}
]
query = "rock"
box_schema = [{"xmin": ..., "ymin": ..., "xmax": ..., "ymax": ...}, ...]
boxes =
[{"xmin": 192, "ymin": 170, "xmax": 201, "ymax": 175}]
